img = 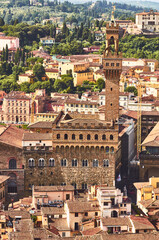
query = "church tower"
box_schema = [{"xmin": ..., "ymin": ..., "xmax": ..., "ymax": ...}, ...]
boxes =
[{"xmin": 103, "ymin": 22, "xmax": 122, "ymax": 122}]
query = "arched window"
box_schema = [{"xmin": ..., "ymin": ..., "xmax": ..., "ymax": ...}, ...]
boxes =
[
  {"xmin": 72, "ymin": 159, "xmax": 77, "ymax": 167},
  {"xmin": 49, "ymin": 158, "xmax": 55, "ymax": 167},
  {"xmin": 93, "ymin": 159, "xmax": 98, "ymax": 167},
  {"xmin": 82, "ymin": 183, "xmax": 87, "ymax": 190},
  {"xmin": 110, "ymin": 36, "xmax": 115, "ymax": 44},
  {"xmin": 82, "ymin": 160, "xmax": 88, "ymax": 167},
  {"xmin": 57, "ymin": 134, "xmax": 60, "ymax": 139},
  {"xmin": 110, "ymin": 135, "xmax": 113, "ymax": 140},
  {"xmin": 95, "ymin": 134, "xmax": 98, "ymax": 140},
  {"xmin": 28, "ymin": 158, "xmax": 35, "ymax": 167},
  {"xmin": 106, "ymin": 146, "xmax": 109, "ymax": 153},
  {"xmin": 64, "ymin": 134, "xmax": 68, "ymax": 140},
  {"xmin": 9, "ymin": 158, "xmax": 17, "ymax": 169},
  {"xmin": 72, "ymin": 134, "xmax": 75, "ymax": 140},
  {"xmin": 38, "ymin": 158, "xmax": 45, "ymax": 167},
  {"xmin": 103, "ymin": 159, "xmax": 109, "ymax": 167},
  {"xmin": 79, "ymin": 134, "xmax": 83, "ymax": 140},
  {"xmin": 110, "ymin": 147, "xmax": 114, "ymax": 153},
  {"xmin": 87, "ymin": 134, "xmax": 91, "ymax": 140},
  {"xmin": 102, "ymin": 134, "xmax": 106, "ymax": 140},
  {"xmin": 61, "ymin": 158, "xmax": 67, "ymax": 167}
]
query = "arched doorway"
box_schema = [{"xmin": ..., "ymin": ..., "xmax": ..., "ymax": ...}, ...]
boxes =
[{"xmin": 9, "ymin": 158, "xmax": 17, "ymax": 169}]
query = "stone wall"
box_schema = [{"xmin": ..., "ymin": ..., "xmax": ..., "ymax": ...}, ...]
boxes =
[
  {"xmin": 24, "ymin": 147, "xmax": 116, "ymax": 195},
  {"xmin": 0, "ymin": 142, "xmax": 24, "ymax": 201}
]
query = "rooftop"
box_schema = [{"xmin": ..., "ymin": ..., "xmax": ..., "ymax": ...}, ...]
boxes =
[
  {"xmin": 67, "ymin": 201, "xmax": 99, "ymax": 213},
  {"xmin": 5, "ymin": 91, "xmax": 30, "ymax": 100},
  {"xmin": 34, "ymin": 185, "xmax": 74, "ymax": 192},
  {"xmin": 0, "ymin": 175, "xmax": 10, "ymax": 184},
  {"xmin": 28, "ymin": 121, "xmax": 53, "ymax": 129},
  {"xmin": 45, "ymin": 68, "xmax": 58, "ymax": 73},
  {"xmin": 81, "ymin": 227, "xmax": 102, "ymax": 236},
  {"xmin": 0, "ymin": 36, "xmax": 19, "ymax": 40},
  {"xmin": 102, "ymin": 217, "xmax": 132, "ymax": 227},
  {"xmin": 41, "ymin": 207, "xmax": 65, "ymax": 215},
  {"xmin": 130, "ymin": 215, "xmax": 155, "ymax": 230},
  {"xmin": 134, "ymin": 182, "xmax": 149, "ymax": 190},
  {"xmin": 0, "ymin": 125, "xmax": 26, "ymax": 148},
  {"xmin": 23, "ymin": 133, "xmax": 52, "ymax": 141},
  {"xmin": 50, "ymin": 218, "xmax": 70, "ymax": 231},
  {"xmin": 142, "ymin": 122, "xmax": 159, "ymax": 147}
]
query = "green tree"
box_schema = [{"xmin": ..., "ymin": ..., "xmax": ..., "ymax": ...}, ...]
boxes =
[
  {"xmin": 12, "ymin": 65, "xmax": 23, "ymax": 81},
  {"xmin": 5, "ymin": 45, "xmax": 9, "ymax": 62},
  {"xmin": 0, "ymin": 17, "xmax": 5, "ymax": 26},
  {"xmin": 33, "ymin": 64, "xmax": 45, "ymax": 81},
  {"xmin": 96, "ymin": 78, "xmax": 105, "ymax": 91},
  {"xmin": 125, "ymin": 86, "xmax": 137, "ymax": 96},
  {"xmin": 54, "ymin": 79, "xmax": 67, "ymax": 92},
  {"xmin": 20, "ymin": 82, "xmax": 31, "ymax": 93}
]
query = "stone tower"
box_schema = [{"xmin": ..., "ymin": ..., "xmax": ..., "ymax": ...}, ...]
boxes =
[{"xmin": 103, "ymin": 22, "xmax": 122, "ymax": 122}]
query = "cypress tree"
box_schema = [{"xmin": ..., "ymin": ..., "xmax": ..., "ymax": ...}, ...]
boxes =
[
  {"xmin": 5, "ymin": 44, "xmax": 8, "ymax": 62},
  {"xmin": 2, "ymin": 48, "xmax": 5, "ymax": 62}
]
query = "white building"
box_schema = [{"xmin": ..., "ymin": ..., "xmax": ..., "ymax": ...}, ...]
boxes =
[
  {"xmin": 136, "ymin": 10, "xmax": 159, "ymax": 32},
  {"xmin": 128, "ymin": 101, "xmax": 155, "ymax": 111},
  {"xmin": 122, "ymin": 58, "xmax": 158, "ymax": 72},
  {"xmin": 97, "ymin": 186, "xmax": 131, "ymax": 218},
  {"xmin": 64, "ymin": 99, "xmax": 98, "ymax": 115},
  {"xmin": 0, "ymin": 36, "xmax": 19, "ymax": 51},
  {"xmin": 99, "ymin": 90, "xmax": 133, "ymax": 109}
]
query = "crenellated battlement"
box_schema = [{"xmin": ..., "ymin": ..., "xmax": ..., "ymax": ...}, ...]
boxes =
[{"xmin": 106, "ymin": 22, "xmax": 119, "ymax": 30}]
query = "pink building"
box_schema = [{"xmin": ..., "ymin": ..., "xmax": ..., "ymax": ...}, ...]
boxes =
[
  {"xmin": 32, "ymin": 185, "xmax": 74, "ymax": 209},
  {"xmin": 0, "ymin": 36, "xmax": 19, "ymax": 51}
]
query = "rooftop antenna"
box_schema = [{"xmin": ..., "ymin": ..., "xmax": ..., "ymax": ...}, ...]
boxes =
[{"xmin": 111, "ymin": 4, "xmax": 116, "ymax": 22}]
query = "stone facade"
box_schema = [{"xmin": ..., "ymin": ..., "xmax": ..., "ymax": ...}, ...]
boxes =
[
  {"xmin": 0, "ymin": 142, "xmax": 24, "ymax": 202},
  {"xmin": 103, "ymin": 22, "xmax": 122, "ymax": 122},
  {"xmin": 23, "ymin": 23, "xmax": 122, "ymax": 195}
]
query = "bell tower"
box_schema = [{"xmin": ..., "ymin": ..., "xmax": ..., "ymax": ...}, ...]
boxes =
[{"xmin": 103, "ymin": 22, "xmax": 122, "ymax": 122}]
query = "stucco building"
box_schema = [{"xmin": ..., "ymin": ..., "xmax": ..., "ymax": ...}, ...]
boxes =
[
  {"xmin": 136, "ymin": 10, "xmax": 159, "ymax": 32},
  {"xmin": 0, "ymin": 36, "xmax": 19, "ymax": 51},
  {"xmin": 0, "ymin": 91, "xmax": 45, "ymax": 124}
]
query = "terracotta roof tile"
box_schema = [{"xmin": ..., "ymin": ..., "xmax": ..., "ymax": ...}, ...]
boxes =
[
  {"xmin": 81, "ymin": 227, "xmax": 102, "ymax": 236},
  {"xmin": 0, "ymin": 125, "xmax": 26, "ymax": 148},
  {"xmin": 67, "ymin": 201, "xmax": 99, "ymax": 213},
  {"xmin": 34, "ymin": 185, "xmax": 74, "ymax": 192},
  {"xmin": 5, "ymin": 91, "xmax": 30, "ymax": 100},
  {"xmin": 130, "ymin": 216, "xmax": 155, "ymax": 230},
  {"xmin": 28, "ymin": 121, "xmax": 53, "ymax": 129},
  {"xmin": 102, "ymin": 217, "xmax": 131, "ymax": 227},
  {"xmin": 23, "ymin": 133, "xmax": 52, "ymax": 141}
]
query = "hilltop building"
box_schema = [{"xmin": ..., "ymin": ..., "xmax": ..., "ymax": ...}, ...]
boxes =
[
  {"xmin": 0, "ymin": 36, "xmax": 19, "ymax": 51},
  {"xmin": 136, "ymin": 10, "xmax": 159, "ymax": 32}
]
